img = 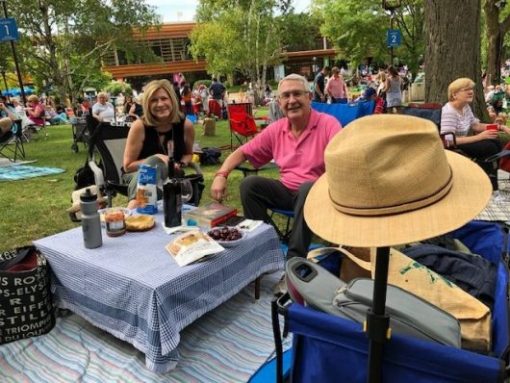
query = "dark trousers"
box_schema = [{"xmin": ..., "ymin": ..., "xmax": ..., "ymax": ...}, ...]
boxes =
[
  {"xmin": 240, "ymin": 176, "xmax": 313, "ymax": 259},
  {"xmin": 457, "ymin": 139, "xmax": 501, "ymax": 190},
  {"xmin": 331, "ymin": 97, "xmax": 348, "ymax": 104}
]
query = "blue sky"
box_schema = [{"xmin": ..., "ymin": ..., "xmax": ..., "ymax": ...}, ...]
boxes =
[{"xmin": 146, "ymin": 0, "xmax": 311, "ymax": 22}]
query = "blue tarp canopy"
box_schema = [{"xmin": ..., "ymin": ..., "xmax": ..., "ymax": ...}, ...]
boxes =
[{"xmin": 1, "ymin": 86, "xmax": 35, "ymax": 97}]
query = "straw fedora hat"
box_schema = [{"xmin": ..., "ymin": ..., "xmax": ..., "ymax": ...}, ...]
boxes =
[{"xmin": 304, "ymin": 114, "xmax": 491, "ymax": 247}]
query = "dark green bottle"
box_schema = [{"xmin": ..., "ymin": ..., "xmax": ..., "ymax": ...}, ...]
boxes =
[{"xmin": 163, "ymin": 157, "xmax": 182, "ymax": 227}]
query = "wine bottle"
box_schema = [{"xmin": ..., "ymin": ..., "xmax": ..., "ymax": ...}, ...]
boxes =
[{"xmin": 163, "ymin": 157, "xmax": 182, "ymax": 227}]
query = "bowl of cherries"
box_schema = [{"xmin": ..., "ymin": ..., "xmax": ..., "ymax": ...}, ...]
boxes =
[{"xmin": 207, "ymin": 226, "xmax": 245, "ymax": 247}]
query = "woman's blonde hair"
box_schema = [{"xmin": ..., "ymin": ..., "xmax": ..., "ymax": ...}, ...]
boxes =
[
  {"xmin": 97, "ymin": 91, "xmax": 108, "ymax": 100},
  {"xmin": 27, "ymin": 95, "xmax": 39, "ymax": 103},
  {"xmin": 448, "ymin": 78, "xmax": 475, "ymax": 101},
  {"xmin": 142, "ymin": 79, "xmax": 182, "ymax": 126}
]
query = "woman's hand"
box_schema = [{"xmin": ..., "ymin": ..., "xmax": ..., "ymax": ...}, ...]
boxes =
[{"xmin": 478, "ymin": 129, "xmax": 499, "ymax": 140}]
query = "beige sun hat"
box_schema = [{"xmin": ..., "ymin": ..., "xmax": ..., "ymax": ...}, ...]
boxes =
[{"xmin": 304, "ymin": 114, "xmax": 492, "ymax": 247}]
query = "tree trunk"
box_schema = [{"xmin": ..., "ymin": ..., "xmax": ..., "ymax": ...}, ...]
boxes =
[
  {"xmin": 40, "ymin": 3, "xmax": 67, "ymax": 104},
  {"xmin": 424, "ymin": 0, "xmax": 487, "ymax": 120},
  {"xmin": 484, "ymin": 0, "xmax": 503, "ymax": 86}
]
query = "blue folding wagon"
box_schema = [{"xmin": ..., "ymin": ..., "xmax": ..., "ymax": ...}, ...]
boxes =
[{"xmin": 273, "ymin": 221, "xmax": 510, "ymax": 382}]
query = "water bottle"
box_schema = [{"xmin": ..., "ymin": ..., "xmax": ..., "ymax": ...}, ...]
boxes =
[
  {"xmin": 80, "ymin": 188, "xmax": 103, "ymax": 249},
  {"xmin": 163, "ymin": 158, "xmax": 182, "ymax": 228}
]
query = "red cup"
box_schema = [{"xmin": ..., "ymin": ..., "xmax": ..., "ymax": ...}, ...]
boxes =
[{"xmin": 486, "ymin": 124, "xmax": 499, "ymax": 131}]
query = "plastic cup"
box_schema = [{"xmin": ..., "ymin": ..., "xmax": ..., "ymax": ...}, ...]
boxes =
[
  {"xmin": 104, "ymin": 208, "xmax": 126, "ymax": 237},
  {"xmin": 486, "ymin": 124, "xmax": 499, "ymax": 131}
]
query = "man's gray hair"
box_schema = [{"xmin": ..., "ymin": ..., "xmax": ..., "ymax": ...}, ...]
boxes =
[{"xmin": 278, "ymin": 74, "xmax": 310, "ymax": 93}]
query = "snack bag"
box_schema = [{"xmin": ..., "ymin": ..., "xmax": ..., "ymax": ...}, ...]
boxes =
[
  {"xmin": 165, "ymin": 230, "xmax": 224, "ymax": 266},
  {"xmin": 136, "ymin": 164, "xmax": 158, "ymax": 214}
]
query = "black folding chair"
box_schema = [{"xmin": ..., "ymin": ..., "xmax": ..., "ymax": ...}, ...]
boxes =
[
  {"xmin": 85, "ymin": 116, "xmax": 131, "ymax": 206},
  {"xmin": 84, "ymin": 115, "xmax": 204, "ymax": 207},
  {"xmin": 0, "ymin": 120, "xmax": 25, "ymax": 162}
]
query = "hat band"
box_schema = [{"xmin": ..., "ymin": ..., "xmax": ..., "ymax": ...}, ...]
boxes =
[{"xmin": 329, "ymin": 169, "xmax": 453, "ymax": 217}]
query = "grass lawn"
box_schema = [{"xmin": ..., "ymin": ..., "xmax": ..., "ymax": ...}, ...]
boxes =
[{"xmin": 0, "ymin": 108, "xmax": 280, "ymax": 253}]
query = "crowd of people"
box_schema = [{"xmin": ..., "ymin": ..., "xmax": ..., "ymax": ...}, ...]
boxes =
[{"xmin": 312, "ymin": 64, "xmax": 404, "ymax": 114}]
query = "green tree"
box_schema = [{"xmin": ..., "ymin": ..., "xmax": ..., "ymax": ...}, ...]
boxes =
[
  {"xmin": 279, "ymin": 12, "xmax": 323, "ymax": 53},
  {"xmin": 483, "ymin": 0, "xmax": 510, "ymax": 85},
  {"xmin": 6, "ymin": 0, "xmax": 159, "ymax": 104},
  {"xmin": 313, "ymin": 0, "xmax": 386, "ymax": 70},
  {"xmin": 191, "ymin": 0, "xmax": 292, "ymax": 104},
  {"xmin": 313, "ymin": 0, "xmax": 424, "ymax": 75}
]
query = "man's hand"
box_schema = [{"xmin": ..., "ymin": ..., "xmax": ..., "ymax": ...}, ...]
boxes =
[{"xmin": 211, "ymin": 175, "xmax": 228, "ymax": 202}]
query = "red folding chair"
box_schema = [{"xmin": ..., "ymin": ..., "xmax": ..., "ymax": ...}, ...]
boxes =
[{"xmin": 227, "ymin": 103, "xmax": 260, "ymax": 150}]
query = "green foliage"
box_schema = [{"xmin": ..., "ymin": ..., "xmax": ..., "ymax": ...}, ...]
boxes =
[
  {"xmin": 192, "ymin": 0, "xmax": 303, "ymax": 104},
  {"xmin": 104, "ymin": 81, "xmax": 133, "ymax": 96},
  {"xmin": 6, "ymin": 0, "xmax": 160, "ymax": 103},
  {"xmin": 313, "ymin": 0, "xmax": 387, "ymax": 66},
  {"xmin": 279, "ymin": 12, "xmax": 323, "ymax": 52},
  {"xmin": 313, "ymin": 0, "xmax": 424, "ymax": 74}
]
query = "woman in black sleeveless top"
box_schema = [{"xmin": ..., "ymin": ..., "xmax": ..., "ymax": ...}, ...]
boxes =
[{"xmin": 123, "ymin": 79, "xmax": 195, "ymax": 208}]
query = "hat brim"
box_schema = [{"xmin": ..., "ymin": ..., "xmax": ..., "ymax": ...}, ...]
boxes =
[{"xmin": 304, "ymin": 151, "xmax": 492, "ymax": 247}]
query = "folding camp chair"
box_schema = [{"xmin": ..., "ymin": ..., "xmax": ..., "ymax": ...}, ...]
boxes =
[
  {"xmin": 71, "ymin": 116, "xmax": 89, "ymax": 153},
  {"xmin": 83, "ymin": 115, "xmax": 204, "ymax": 208},
  {"xmin": 83, "ymin": 116, "xmax": 130, "ymax": 206},
  {"xmin": 401, "ymin": 104, "xmax": 500, "ymax": 189},
  {"xmin": 401, "ymin": 103, "xmax": 442, "ymax": 128},
  {"xmin": 227, "ymin": 103, "xmax": 261, "ymax": 151},
  {"xmin": 0, "ymin": 120, "xmax": 25, "ymax": 162},
  {"xmin": 269, "ymin": 208, "xmax": 294, "ymax": 244},
  {"xmin": 311, "ymin": 100, "xmax": 374, "ymax": 127}
]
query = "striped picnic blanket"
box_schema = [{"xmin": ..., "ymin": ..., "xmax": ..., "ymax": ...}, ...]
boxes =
[{"xmin": 0, "ymin": 271, "xmax": 288, "ymax": 383}]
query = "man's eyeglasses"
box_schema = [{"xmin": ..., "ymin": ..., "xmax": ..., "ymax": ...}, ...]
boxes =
[{"xmin": 279, "ymin": 90, "xmax": 308, "ymax": 101}]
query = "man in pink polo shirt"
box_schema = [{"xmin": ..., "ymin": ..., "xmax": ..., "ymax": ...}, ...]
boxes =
[
  {"xmin": 325, "ymin": 66, "xmax": 349, "ymax": 103},
  {"xmin": 211, "ymin": 73, "xmax": 341, "ymax": 259}
]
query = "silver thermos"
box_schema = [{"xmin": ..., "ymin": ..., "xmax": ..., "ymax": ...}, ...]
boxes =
[{"xmin": 80, "ymin": 188, "xmax": 103, "ymax": 249}]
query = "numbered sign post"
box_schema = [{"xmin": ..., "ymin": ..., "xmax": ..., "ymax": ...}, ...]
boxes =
[
  {"xmin": 0, "ymin": 3, "xmax": 25, "ymax": 104},
  {"xmin": 386, "ymin": 29, "xmax": 401, "ymax": 48},
  {"xmin": 0, "ymin": 18, "xmax": 19, "ymax": 43}
]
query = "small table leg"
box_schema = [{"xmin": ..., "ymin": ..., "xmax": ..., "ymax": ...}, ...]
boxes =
[{"xmin": 254, "ymin": 276, "xmax": 261, "ymax": 300}]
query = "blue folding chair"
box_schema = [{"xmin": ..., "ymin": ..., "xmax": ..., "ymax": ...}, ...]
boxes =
[
  {"xmin": 312, "ymin": 100, "xmax": 375, "ymax": 127},
  {"xmin": 269, "ymin": 208, "xmax": 294, "ymax": 243}
]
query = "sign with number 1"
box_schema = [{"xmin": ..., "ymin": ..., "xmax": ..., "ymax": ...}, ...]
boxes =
[{"xmin": 0, "ymin": 18, "xmax": 19, "ymax": 43}]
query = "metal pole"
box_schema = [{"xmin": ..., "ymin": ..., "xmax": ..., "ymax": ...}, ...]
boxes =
[
  {"xmin": 390, "ymin": 11, "xmax": 394, "ymax": 66},
  {"xmin": 366, "ymin": 246, "xmax": 390, "ymax": 383},
  {"xmin": 1, "ymin": 0, "xmax": 26, "ymax": 105}
]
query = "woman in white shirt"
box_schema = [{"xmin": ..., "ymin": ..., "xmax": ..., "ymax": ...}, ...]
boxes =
[{"xmin": 441, "ymin": 77, "xmax": 508, "ymax": 190}]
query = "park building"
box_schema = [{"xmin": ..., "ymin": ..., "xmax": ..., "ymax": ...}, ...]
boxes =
[{"xmin": 101, "ymin": 22, "xmax": 338, "ymax": 89}]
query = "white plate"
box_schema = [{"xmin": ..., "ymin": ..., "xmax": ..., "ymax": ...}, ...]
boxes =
[{"xmin": 207, "ymin": 226, "xmax": 245, "ymax": 247}]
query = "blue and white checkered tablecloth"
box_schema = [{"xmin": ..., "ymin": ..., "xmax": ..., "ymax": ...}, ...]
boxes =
[{"xmin": 34, "ymin": 218, "xmax": 284, "ymax": 373}]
